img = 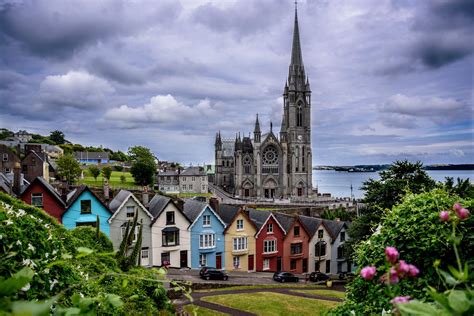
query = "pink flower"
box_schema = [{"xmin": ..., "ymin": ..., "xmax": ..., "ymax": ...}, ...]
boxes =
[
  {"xmin": 391, "ymin": 296, "xmax": 411, "ymax": 304},
  {"xmin": 439, "ymin": 210, "xmax": 450, "ymax": 222},
  {"xmin": 407, "ymin": 264, "xmax": 419, "ymax": 277},
  {"xmin": 360, "ymin": 266, "xmax": 377, "ymax": 280},
  {"xmin": 389, "ymin": 267, "xmax": 399, "ymax": 284},
  {"xmin": 453, "ymin": 203, "xmax": 462, "ymax": 212},
  {"xmin": 385, "ymin": 246, "xmax": 399, "ymax": 264},
  {"xmin": 397, "ymin": 260, "xmax": 410, "ymax": 277},
  {"xmin": 455, "ymin": 208, "xmax": 470, "ymax": 220}
]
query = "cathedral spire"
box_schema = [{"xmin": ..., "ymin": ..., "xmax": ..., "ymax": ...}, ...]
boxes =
[
  {"xmin": 290, "ymin": 1, "xmax": 303, "ymax": 67},
  {"xmin": 254, "ymin": 114, "xmax": 261, "ymax": 133}
]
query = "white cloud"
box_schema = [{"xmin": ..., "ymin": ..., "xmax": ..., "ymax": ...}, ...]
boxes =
[{"xmin": 39, "ymin": 70, "xmax": 114, "ymax": 109}]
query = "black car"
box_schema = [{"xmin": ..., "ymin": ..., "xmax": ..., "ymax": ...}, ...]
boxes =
[
  {"xmin": 309, "ymin": 272, "xmax": 330, "ymax": 282},
  {"xmin": 199, "ymin": 267, "xmax": 214, "ymax": 277},
  {"xmin": 273, "ymin": 272, "xmax": 299, "ymax": 283},
  {"xmin": 200, "ymin": 268, "xmax": 229, "ymax": 281}
]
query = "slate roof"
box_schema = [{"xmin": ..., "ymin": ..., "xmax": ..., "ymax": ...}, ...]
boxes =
[
  {"xmin": 273, "ymin": 212, "xmax": 295, "ymax": 233},
  {"xmin": 181, "ymin": 166, "xmax": 206, "ymax": 176},
  {"xmin": 73, "ymin": 152, "xmax": 109, "ymax": 160},
  {"xmin": 0, "ymin": 173, "xmax": 10, "ymax": 193},
  {"xmin": 322, "ymin": 219, "xmax": 347, "ymax": 240},
  {"xmin": 66, "ymin": 185, "xmax": 111, "ymax": 214},
  {"xmin": 148, "ymin": 194, "xmax": 172, "ymax": 218},
  {"xmin": 109, "ymin": 190, "xmax": 132, "ymax": 214},
  {"xmin": 298, "ymin": 215, "xmax": 323, "ymax": 238},
  {"xmin": 158, "ymin": 170, "xmax": 178, "ymax": 176},
  {"xmin": 182, "ymin": 199, "xmax": 207, "ymax": 223},
  {"xmin": 21, "ymin": 177, "xmax": 66, "ymax": 207},
  {"xmin": 248, "ymin": 209, "xmax": 271, "ymax": 232},
  {"xmin": 218, "ymin": 204, "xmax": 241, "ymax": 225}
]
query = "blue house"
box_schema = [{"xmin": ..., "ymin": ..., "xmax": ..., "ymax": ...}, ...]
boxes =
[
  {"xmin": 62, "ymin": 185, "xmax": 112, "ymax": 237},
  {"xmin": 183, "ymin": 200, "xmax": 226, "ymax": 269},
  {"xmin": 73, "ymin": 152, "xmax": 109, "ymax": 164}
]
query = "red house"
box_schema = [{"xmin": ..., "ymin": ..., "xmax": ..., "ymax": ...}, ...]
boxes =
[
  {"xmin": 253, "ymin": 212, "xmax": 287, "ymax": 272},
  {"xmin": 282, "ymin": 216, "xmax": 311, "ymax": 274},
  {"xmin": 20, "ymin": 177, "xmax": 66, "ymax": 223}
]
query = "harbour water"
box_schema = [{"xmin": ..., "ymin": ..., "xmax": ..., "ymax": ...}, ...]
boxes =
[{"xmin": 313, "ymin": 169, "xmax": 474, "ymax": 199}]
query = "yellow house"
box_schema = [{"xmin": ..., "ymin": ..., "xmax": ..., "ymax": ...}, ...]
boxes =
[{"xmin": 224, "ymin": 208, "xmax": 257, "ymax": 272}]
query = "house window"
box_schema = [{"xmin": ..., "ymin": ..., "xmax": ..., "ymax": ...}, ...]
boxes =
[
  {"xmin": 199, "ymin": 254, "xmax": 207, "ymax": 266},
  {"xmin": 293, "ymin": 226, "xmax": 300, "ymax": 236},
  {"xmin": 161, "ymin": 252, "xmax": 170, "ymax": 266},
  {"xmin": 326, "ymin": 260, "xmax": 331, "ymax": 273},
  {"xmin": 141, "ymin": 248, "xmax": 149, "ymax": 259},
  {"xmin": 337, "ymin": 246, "xmax": 345, "ymax": 259},
  {"xmin": 263, "ymin": 239, "xmax": 276, "ymax": 253},
  {"xmin": 162, "ymin": 229, "xmax": 179, "ymax": 246},
  {"xmin": 5, "ymin": 168, "xmax": 10, "ymax": 173},
  {"xmin": 2, "ymin": 153, "xmax": 7, "ymax": 161},
  {"xmin": 126, "ymin": 206, "xmax": 135, "ymax": 218},
  {"xmin": 122, "ymin": 225, "xmax": 140, "ymax": 242},
  {"xmin": 337, "ymin": 262, "xmax": 343, "ymax": 273},
  {"xmin": 340, "ymin": 231, "xmax": 346, "ymax": 242},
  {"xmin": 296, "ymin": 104, "xmax": 303, "ymax": 127},
  {"xmin": 192, "ymin": 177, "xmax": 195, "ymax": 181},
  {"xmin": 76, "ymin": 221, "xmax": 97, "ymax": 228},
  {"xmin": 203, "ymin": 215, "xmax": 211, "ymax": 226},
  {"xmin": 263, "ymin": 259, "xmax": 270, "ymax": 270},
  {"xmin": 290, "ymin": 243, "xmax": 302, "ymax": 255},
  {"xmin": 199, "ymin": 234, "xmax": 216, "ymax": 249},
  {"xmin": 318, "ymin": 229, "xmax": 324, "ymax": 239},
  {"xmin": 233, "ymin": 256, "xmax": 240, "ymax": 268},
  {"xmin": 80, "ymin": 200, "xmax": 92, "ymax": 214},
  {"xmin": 290, "ymin": 259, "xmax": 296, "ymax": 270},
  {"xmin": 267, "ymin": 223, "xmax": 273, "ymax": 233},
  {"xmin": 166, "ymin": 211, "xmax": 175, "ymax": 225},
  {"xmin": 31, "ymin": 193, "xmax": 43, "ymax": 207},
  {"xmin": 189, "ymin": 184, "xmax": 193, "ymax": 190},
  {"xmin": 236, "ymin": 219, "xmax": 244, "ymax": 230},
  {"xmin": 233, "ymin": 237, "xmax": 248, "ymax": 251},
  {"xmin": 315, "ymin": 241, "xmax": 327, "ymax": 257}
]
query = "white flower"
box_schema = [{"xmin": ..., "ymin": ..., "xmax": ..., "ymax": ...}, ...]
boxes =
[
  {"xmin": 16, "ymin": 240, "xmax": 22, "ymax": 246},
  {"xmin": 79, "ymin": 293, "xmax": 84, "ymax": 298},
  {"xmin": 17, "ymin": 209, "xmax": 26, "ymax": 217},
  {"xmin": 22, "ymin": 259, "xmax": 37, "ymax": 269},
  {"xmin": 45, "ymin": 253, "xmax": 49, "ymax": 258},
  {"xmin": 37, "ymin": 218, "xmax": 43, "ymax": 223},
  {"xmin": 0, "ymin": 235, "xmax": 2, "ymax": 240},
  {"xmin": 7, "ymin": 209, "xmax": 14, "ymax": 216},
  {"xmin": 47, "ymin": 234, "xmax": 52, "ymax": 241},
  {"xmin": 44, "ymin": 268, "xmax": 50, "ymax": 274},
  {"xmin": 21, "ymin": 283, "xmax": 31, "ymax": 291},
  {"xmin": 44, "ymin": 224, "xmax": 50, "ymax": 229},
  {"xmin": 52, "ymin": 249, "xmax": 57, "ymax": 255},
  {"xmin": 5, "ymin": 219, "xmax": 13, "ymax": 225},
  {"xmin": 49, "ymin": 279, "xmax": 58, "ymax": 291},
  {"xmin": 28, "ymin": 243, "xmax": 35, "ymax": 252}
]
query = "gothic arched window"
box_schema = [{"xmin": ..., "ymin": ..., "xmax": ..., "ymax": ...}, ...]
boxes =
[
  {"xmin": 296, "ymin": 103, "xmax": 303, "ymax": 127},
  {"xmin": 243, "ymin": 156, "xmax": 252, "ymax": 174}
]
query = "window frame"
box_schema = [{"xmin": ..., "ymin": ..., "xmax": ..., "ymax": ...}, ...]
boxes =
[
  {"xmin": 293, "ymin": 226, "xmax": 300, "ymax": 237},
  {"xmin": 31, "ymin": 192, "xmax": 43, "ymax": 207},
  {"xmin": 233, "ymin": 237, "xmax": 248, "ymax": 251},
  {"xmin": 267, "ymin": 223, "xmax": 273, "ymax": 233},
  {"xmin": 80, "ymin": 200, "xmax": 92, "ymax": 214},
  {"xmin": 263, "ymin": 239, "xmax": 277, "ymax": 253},
  {"xmin": 199, "ymin": 233, "xmax": 216, "ymax": 249},
  {"xmin": 162, "ymin": 229, "xmax": 179, "ymax": 247},
  {"xmin": 263, "ymin": 258, "xmax": 270, "ymax": 270},
  {"xmin": 199, "ymin": 254, "xmax": 207, "ymax": 266},
  {"xmin": 233, "ymin": 256, "xmax": 240, "ymax": 268},
  {"xmin": 202, "ymin": 215, "xmax": 211, "ymax": 227},
  {"xmin": 290, "ymin": 242, "xmax": 302, "ymax": 255},
  {"xmin": 126, "ymin": 206, "xmax": 135, "ymax": 218},
  {"xmin": 318, "ymin": 229, "xmax": 324, "ymax": 239},
  {"xmin": 166, "ymin": 211, "xmax": 175, "ymax": 225},
  {"xmin": 236, "ymin": 219, "xmax": 244, "ymax": 231}
]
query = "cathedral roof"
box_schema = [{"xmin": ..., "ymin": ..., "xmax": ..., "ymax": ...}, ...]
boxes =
[{"xmin": 221, "ymin": 139, "xmax": 235, "ymax": 157}]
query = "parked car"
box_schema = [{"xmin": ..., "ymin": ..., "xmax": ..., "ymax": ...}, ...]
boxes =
[
  {"xmin": 273, "ymin": 272, "xmax": 299, "ymax": 283},
  {"xmin": 309, "ymin": 272, "xmax": 330, "ymax": 282},
  {"xmin": 200, "ymin": 268, "xmax": 229, "ymax": 281},
  {"xmin": 199, "ymin": 267, "xmax": 214, "ymax": 277}
]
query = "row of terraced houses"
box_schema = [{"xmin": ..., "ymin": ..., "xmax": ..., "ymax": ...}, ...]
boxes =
[{"xmin": 16, "ymin": 177, "xmax": 351, "ymax": 275}]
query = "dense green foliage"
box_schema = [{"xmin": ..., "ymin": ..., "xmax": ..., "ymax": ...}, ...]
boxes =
[
  {"xmin": 334, "ymin": 190, "xmax": 473, "ymax": 314},
  {"xmin": 321, "ymin": 207, "xmax": 353, "ymax": 221},
  {"xmin": 101, "ymin": 166, "xmax": 113, "ymax": 181},
  {"xmin": 0, "ymin": 128, "xmax": 14, "ymax": 140},
  {"xmin": 116, "ymin": 213, "xmax": 143, "ymax": 271},
  {"xmin": 49, "ymin": 130, "xmax": 67, "ymax": 145},
  {"xmin": 56, "ymin": 154, "xmax": 82, "ymax": 184},
  {"xmin": 0, "ymin": 193, "xmax": 172, "ymax": 315},
  {"xmin": 88, "ymin": 165, "xmax": 101, "ymax": 181},
  {"xmin": 128, "ymin": 146, "xmax": 157, "ymax": 186}
]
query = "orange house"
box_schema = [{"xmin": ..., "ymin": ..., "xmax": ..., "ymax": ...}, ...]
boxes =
[{"xmin": 282, "ymin": 217, "xmax": 311, "ymax": 274}]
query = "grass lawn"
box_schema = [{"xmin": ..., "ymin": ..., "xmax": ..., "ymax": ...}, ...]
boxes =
[
  {"xmin": 201, "ymin": 292, "xmax": 339, "ymax": 316},
  {"xmin": 195, "ymin": 284, "xmax": 327, "ymax": 293},
  {"xmin": 78, "ymin": 170, "xmax": 139, "ymax": 189},
  {"xmin": 183, "ymin": 304, "xmax": 227, "ymax": 316},
  {"xmin": 176, "ymin": 192, "xmax": 212, "ymax": 198},
  {"xmin": 290, "ymin": 289, "xmax": 346, "ymax": 299}
]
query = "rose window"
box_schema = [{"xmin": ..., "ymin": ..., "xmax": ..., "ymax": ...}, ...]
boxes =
[{"xmin": 263, "ymin": 146, "xmax": 278, "ymax": 165}]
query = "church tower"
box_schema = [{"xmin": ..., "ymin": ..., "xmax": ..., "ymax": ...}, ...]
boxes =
[{"xmin": 281, "ymin": 4, "xmax": 312, "ymax": 197}]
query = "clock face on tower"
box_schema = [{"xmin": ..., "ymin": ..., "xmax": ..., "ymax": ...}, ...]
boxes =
[{"xmin": 297, "ymin": 135, "xmax": 303, "ymax": 141}]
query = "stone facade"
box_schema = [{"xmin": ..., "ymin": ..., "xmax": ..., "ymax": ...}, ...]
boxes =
[{"xmin": 215, "ymin": 8, "xmax": 312, "ymax": 199}]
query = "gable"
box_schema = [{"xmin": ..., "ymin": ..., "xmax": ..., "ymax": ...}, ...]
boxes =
[
  {"xmin": 255, "ymin": 214, "xmax": 286, "ymax": 238},
  {"xmin": 108, "ymin": 193, "xmax": 153, "ymax": 224},
  {"xmin": 189, "ymin": 205, "xmax": 226, "ymax": 230},
  {"xmin": 67, "ymin": 189, "xmax": 111, "ymax": 216}
]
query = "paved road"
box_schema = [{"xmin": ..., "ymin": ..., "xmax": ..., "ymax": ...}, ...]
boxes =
[{"xmin": 176, "ymin": 286, "xmax": 345, "ymax": 315}]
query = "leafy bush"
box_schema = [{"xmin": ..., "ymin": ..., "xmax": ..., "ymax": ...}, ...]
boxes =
[
  {"xmin": 69, "ymin": 226, "xmax": 114, "ymax": 253},
  {"xmin": 334, "ymin": 189, "xmax": 473, "ymax": 314},
  {"xmin": 114, "ymin": 165, "xmax": 124, "ymax": 172}
]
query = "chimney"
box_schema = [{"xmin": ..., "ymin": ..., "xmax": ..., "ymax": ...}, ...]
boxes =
[
  {"xmin": 142, "ymin": 187, "xmax": 149, "ymax": 207},
  {"xmin": 175, "ymin": 198, "xmax": 184, "ymax": 211},
  {"xmin": 13, "ymin": 162, "xmax": 21, "ymax": 195},
  {"xmin": 103, "ymin": 181, "xmax": 110, "ymax": 202},
  {"xmin": 209, "ymin": 197, "xmax": 220, "ymax": 215}
]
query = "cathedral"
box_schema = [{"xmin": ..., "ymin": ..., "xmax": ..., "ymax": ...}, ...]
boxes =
[{"xmin": 215, "ymin": 6, "xmax": 312, "ymax": 199}]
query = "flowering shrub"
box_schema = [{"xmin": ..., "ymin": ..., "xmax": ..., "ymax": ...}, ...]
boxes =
[
  {"xmin": 332, "ymin": 189, "xmax": 473, "ymax": 314},
  {"xmin": 0, "ymin": 192, "xmax": 172, "ymax": 315}
]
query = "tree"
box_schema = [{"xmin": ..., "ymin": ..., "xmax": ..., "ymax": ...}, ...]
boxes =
[
  {"xmin": 443, "ymin": 177, "xmax": 474, "ymax": 199},
  {"xmin": 49, "ymin": 130, "xmax": 66, "ymax": 144},
  {"xmin": 347, "ymin": 160, "xmax": 436, "ymax": 258},
  {"xmin": 115, "ymin": 212, "xmax": 143, "ymax": 271},
  {"xmin": 128, "ymin": 146, "xmax": 157, "ymax": 186},
  {"xmin": 120, "ymin": 175, "xmax": 126, "ymax": 184},
  {"xmin": 56, "ymin": 154, "xmax": 81, "ymax": 184},
  {"xmin": 101, "ymin": 166, "xmax": 112, "ymax": 181},
  {"xmin": 88, "ymin": 165, "xmax": 100, "ymax": 181}
]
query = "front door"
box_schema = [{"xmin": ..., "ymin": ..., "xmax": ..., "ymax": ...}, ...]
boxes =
[
  {"xmin": 248, "ymin": 255, "xmax": 254, "ymax": 271},
  {"xmin": 297, "ymin": 188, "xmax": 303, "ymax": 196},
  {"xmin": 277, "ymin": 257, "xmax": 282, "ymax": 271},
  {"xmin": 303, "ymin": 258, "xmax": 308, "ymax": 273},
  {"xmin": 216, "ymin": 253, "xmax": 222, "ymax": 269},
  {"xmin": 180, "ymin": 250, "xmax": 188, "ymax": 268}
]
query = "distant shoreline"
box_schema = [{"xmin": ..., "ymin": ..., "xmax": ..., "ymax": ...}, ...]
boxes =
[{"xmin": 314, "ymin": 164, "xmax": 474, "ymax": 172}]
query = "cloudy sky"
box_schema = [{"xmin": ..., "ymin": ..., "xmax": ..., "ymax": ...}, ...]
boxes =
[{"xmin": 0, "ymin": 0, "xmax": 472, "ymax": 166}]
